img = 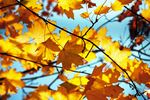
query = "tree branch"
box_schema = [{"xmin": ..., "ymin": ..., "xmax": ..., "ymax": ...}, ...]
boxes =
[
  {"xmin": 0, "ymin": 2, "xmax": 19, "ymax": 9},
  {"xmin": 124, "ymin": 6, "xmax": 150, "ymax": 24}
]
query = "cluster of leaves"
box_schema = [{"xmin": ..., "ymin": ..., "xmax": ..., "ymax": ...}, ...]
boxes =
[{"xmin": 0, "ymin": 0, "xmax": 150, "ymax": 100}]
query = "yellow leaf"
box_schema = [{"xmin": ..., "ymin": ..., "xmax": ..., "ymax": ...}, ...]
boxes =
[
  {"xmin": 111, "ymin": 0, "xmax": 124, "ymax": 11},
  {"xmin": 141, "ymin": 9, "xmax": 150, "ymax": 21},
  {"xmin": 25, "ymin": 85, "xmax": 51, "ymax": 100},
  {"xmin": 21, "ymin": 0, "xmax": 42, "ymax": 12},
  {"xmin": 145, "ymin": 0, "xmax": 150, "ymax": 7},
  {"xmin": 80, "ymin": 12, "xmax": 89, "ymax": 18},
  {"xmin": 0, "ymin": 69, "xmax": 24, "ymax": 95},
  {"xmin": 57, "ymin": 0, "xmax": 83, "ymax": 18},
  {"xmin": 68, "ymin": 75, "xmax": 89, "ymax": 86},
  {"xmin": 52, "ymin": 86, "xmax": 82, "ymax": 100},
  {"xmin": 52, "ymin": 29, "xmax": 71, "ymax": 47},
  {"xmin": 27, "ymin": 19, "xmax": 56, "ymax": 44},
  {"xmin": 94, "ymin": 5, "xmax": 110, "ymax": 15},
  {"xmin": 97, "ymin": 28, "xmax": 131, "ymax": 70}
]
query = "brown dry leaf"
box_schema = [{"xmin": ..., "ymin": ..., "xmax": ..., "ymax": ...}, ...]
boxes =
[
  {"xmin": 57, "ymin": 41, "xmax": 85, "ymax": 70},
  {"xmin": 42, "ymin": 37, "xmax": 60, "ymax": 52}
]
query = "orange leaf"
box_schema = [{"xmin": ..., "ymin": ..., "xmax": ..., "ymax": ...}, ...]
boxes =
[
  {"xmin": 42, "ymin": 37, "xmax": 60, "ymax": 51},
  {"xmin": 0, "ymin": 69, "xmax": 24, "ymax": 95},
  {"xmin": 80, "ymin": 12, "xmax": 89, "ymax": 18},
  {"xmin": 25, "ymin": 85, "xmax": 51, "ymax": 100},
  {"xmin": 94, "ymin": 5, "xmax": 110, "ymax": 15}
]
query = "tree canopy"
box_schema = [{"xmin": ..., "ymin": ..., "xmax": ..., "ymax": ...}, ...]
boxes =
[{"xmin": 0, "ymin": 0, "xmax": 150, "ymax": 100}]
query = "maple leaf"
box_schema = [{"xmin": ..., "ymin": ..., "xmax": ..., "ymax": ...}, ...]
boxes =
[
  {"xmin": 17, "ymin": 7, "xmax": 38, "ymax": 25},
  {"xmin": 111, "ymin": 0, "xmax": 124, "ymax": 11},
  {"xmin": 41, "ymin": 66, "xmax": 55, "ymax": 75},
  {"xmin": 94, "ymin": 5, "xmax": 110, "ymax": 15},
  {"xmin": 92, "ymin": 64, "xmax": 120, "ymax": 83},
  {"xmin": 52, "ymin": 86, "xmax": 83, "ymax": 100},
  {"xmin": 0, "ymin": 55, "xmax": 13, "ymax": 68},
  {"xmin": 86, "ymin": 89, "xmax": 107, "ymax": 100},
  {"xmin": 57, "ymin": 41, "xmax": 85, "ymax": 70},
  {"xmin": 97, "ymin": 28, "xmax": 131, "ymax": 70},
  {"xmin": 21, "ymin": 0, "xmax": 42, "ymax": 12},
  {"xmin": 0, "ymin": 0, "xmax": 16, "ymax": 6},
  {"xmin": 84, "ymin": 0, "xmax": 96, "ymax": 8},
  {"xmin": 42, "ymin": 37, "xmax": 60, "ymax": 52},
  {"xmin": 25, "ymin": 85, "xmax": 51, "ymax": 100},
  {"xmin": 115, "ymin": 94, "xmax": 137, "ymax": 100},
  {"xmin": 118, "ymin": 0, "xmax": 133, "ymax": 5},
  {"xmin": 0, "ymin": 69, "xmax": 24, "ymax": 95},
  {"xmin": 56, "ymin": 0, "xmax": 83, "ymax": 18},
  {"xmin": 26, "ymin": 19, "xmax": 56, "ymax": 44},
  {"xmin": 141, "ymin": 8, "xmax": 150, "ymax": 21},
  {"xmin": 145, "ymin": 0, "xmax": 150, "ymax": 7},
  {"xmin": 104, "ymin": 42, "xmax": 131, "ymax": 71},
  {"xmin": 0, "ymin": 39, "xmax": 22, "ymax": 56},
  {"xmin": 68, "ymin": 74, "xmax": 89, "ymax": 86},
  {"xmin": 130, "ymin": 60, "xmax": 150, "ymax": 84},
  {"xmin": 58, "ymin": 74, "xmax": 68, "ymax": 82},
  {"xmin": 0, "ymin": 14, "xmax": 19, "ymax": 29},
  {"xmin": 80, "ymin": 12, "xmax": 89, "ymax": 18},
  {"xmin": 111, "ymin": 0, "xmax": 134, "ymax": 11},
  {"xmin": 104, "ymin": 85, "xmax": 124, "ymax": 98},
  {"xmin": 86, "ymin": 82, "xmax": 124, "ymax": 99},
  {"xmin": 60, "ymin": 82, "xmax": 78, "ymax": 92}
]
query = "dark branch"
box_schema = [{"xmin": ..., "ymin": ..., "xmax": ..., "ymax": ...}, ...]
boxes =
[
  {"xmin": 0, "ymin": 2, "xmax": 19, "ymax": 9},
  {"xmin": 124, "ymin": 6, "xmax": 150, "ymax": 24}
]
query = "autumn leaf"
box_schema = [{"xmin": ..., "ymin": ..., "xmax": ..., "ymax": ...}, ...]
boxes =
[
  {"xmin": 130, "ymin": 60, "xmax": 150, "ymax": 84},
  {"xmin": 141, "ymin": 8, "xmax": 150, "ymax": 21},
  {"xmin": 42, "ymin": 37, "xmax": 60, "ymax": 52},
  {"xmin": 52, "ymin": 86, "xmax": 83, "ymax": 100},
  {"xmin": 0, "ymin": 55, "xmax": 13, "ymax": 68},
  {"xmin": 135, "ymin": 35, "xmax": 144, "ymax": 45},
  {"xmin": 68, "ymin": 74, "xmax": 89, "ymax": 86},
  {"xmin": 21, "ymin": 0, "xmax": 42, "ymax": 12},
  {"xmin": 26, "ymin": 19, "xmax": 56, "ymax": 44},
  {"xmin": 0, "ymin": 69, "xmax": 24, "ymax": 95},
  {"xmin": 41, "ymin": 66, "xmax": 55, "ymax": 75},
  {"xmin": 57, "ymin": 41, "xmax": 85, "ymax": 70},
  {"xmin": 116, "ymin": 93, "xmax": 137, "ymax": 100},
  {"xmin": 97, "ymin": 28, "xmax": 131, "ymax": 70},
  {"xmin": 58, "ymin": 74, "xmax": 68, "ymax": 82},
  {"xmin": 94, "ymin": 5, "xmax": 110, "ymax": 15},
  {"xmin": 86, "ymin": 89, "xmax": 107, "ymax": 100},
  {"xmin": 25, "ymin": 85, "xmax": 51, "ymax": 100},
  {"xmin": 80, "ymin": 12, "xmax": 89, "ymax": 18},
  {"xmin": 117, "ymin": 0, "xmax": 133, "ymax": 5},
  {"xmin": 56, "ymin": 0, "xmax": 83, "ymax": 18},
  {"xmin": 111, "ymin": 0, "xmax": 124, "ymax": 11}
]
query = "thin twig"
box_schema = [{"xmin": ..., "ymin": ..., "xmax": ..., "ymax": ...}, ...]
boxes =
[
  {"xmin": 0, "ymin": 2, "xmax": 19, "ymax": 9},
  {"xmin": 124, "ymin": 6, "xmax": 150, "ymax": 24}
]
